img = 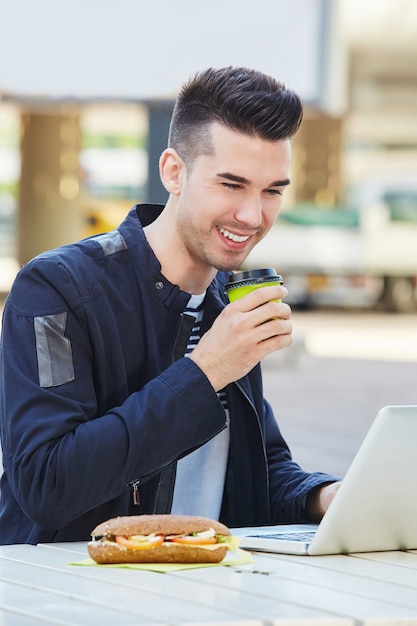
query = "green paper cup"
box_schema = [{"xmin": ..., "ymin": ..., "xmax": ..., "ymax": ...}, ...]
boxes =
[{"xmin": 225, "ymin": 268, "xmax": 283, "ymax": 303}]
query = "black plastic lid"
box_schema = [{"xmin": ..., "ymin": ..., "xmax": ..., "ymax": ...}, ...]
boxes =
[{"xmin": 227, "ymin": 268, "xmax": 278, "ymax": 283}]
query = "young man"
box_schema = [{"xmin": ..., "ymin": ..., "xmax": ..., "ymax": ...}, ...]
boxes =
[{"xmin": 0, "ymin": 66, "xmax": 339, "ymax": 545}]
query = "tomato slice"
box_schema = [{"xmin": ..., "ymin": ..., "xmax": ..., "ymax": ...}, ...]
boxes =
[
  {"xmin": 170, "ymin": 535, "xmax": 217, "ymax": 545},
  {"xmin": 115, "ymin": 534, "xmax": 165, "ymax": 550}
]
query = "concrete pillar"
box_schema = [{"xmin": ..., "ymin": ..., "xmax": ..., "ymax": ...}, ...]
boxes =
[
  {"xmin": 292, "ymin": 113, "xmax": 343, "ymax": 206},
  {"xmin": 18, "ymin": 108, "xmax": 82, "ymax": 264},
  {"xmin": 145, "ymin": 100, "xmax": 174, "ymax": 204}
]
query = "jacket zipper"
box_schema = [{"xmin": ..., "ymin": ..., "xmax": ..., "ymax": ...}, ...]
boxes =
[
  {"xmin": 129, "ymin": 313, "xmax": 195, "ymax": 507},
  {"xmin": 171, "ymin": 313, "xmax": 196, "ymax": 364},
  {"xmin": 235, "ymin": 379, "xmax": 271, "ymax": 519},
  {"xmin": 130, "ymin": 479, "xmax": 140, "ymax": 505}
]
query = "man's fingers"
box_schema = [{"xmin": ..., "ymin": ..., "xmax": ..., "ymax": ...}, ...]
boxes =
[{"xmin": 228, "ymin": 284, "xmax": 288, "ymax": 313}]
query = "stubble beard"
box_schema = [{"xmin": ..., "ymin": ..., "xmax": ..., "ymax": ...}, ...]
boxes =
[
  {"xmin": 177, "ymin": 211, "xmax": 258, "ymax": 274},
  {"xmin": 199, "ymin": 236, "xmax": 255, "ymax": 273}
]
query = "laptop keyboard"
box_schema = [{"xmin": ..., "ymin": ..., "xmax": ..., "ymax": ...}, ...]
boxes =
[{"xmin": 248, "ymin": 531, "xmax": 316, "ymax": 542}]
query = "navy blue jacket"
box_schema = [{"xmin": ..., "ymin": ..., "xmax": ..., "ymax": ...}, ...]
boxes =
[{"xmin": 0, "ymin": 205, "xmax": 336, "ymax": 544}]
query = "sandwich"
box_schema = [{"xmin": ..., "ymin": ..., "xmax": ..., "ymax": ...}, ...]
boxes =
[{"xmin": 88, "ymin": 514, "xmax": 239, "ymax": 564}]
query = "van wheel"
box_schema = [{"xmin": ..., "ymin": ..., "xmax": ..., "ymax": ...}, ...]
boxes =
[{"xmin": 382, "ymin": 276, "xmax": 417, "ymax": 312}]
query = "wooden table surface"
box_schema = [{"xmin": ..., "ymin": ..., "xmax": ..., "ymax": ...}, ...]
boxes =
[{"xmin": 2, "ymin": 541, "xmax": 417, "ymax": 625}]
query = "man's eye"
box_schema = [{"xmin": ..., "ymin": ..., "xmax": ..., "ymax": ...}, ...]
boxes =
[
  {"xmin": 266, "ymin": 188, "xmax": 283, "ymax": 196},
  {"xmin": 222, "ymin": 182, "xmax": 241, "ymax": 190}
]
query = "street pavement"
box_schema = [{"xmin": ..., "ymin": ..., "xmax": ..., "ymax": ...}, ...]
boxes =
[{"xmin": 262, "ymin": 310, "xmax": 417, "ymax": 477}]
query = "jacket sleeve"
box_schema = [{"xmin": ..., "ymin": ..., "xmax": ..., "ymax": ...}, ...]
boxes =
[
  {"xmin": 0, "ymin": 263, "xmax": 227, "ymax": 529},
  {"xmin": 264, "ymin": 399, "xmax": 340, "ymax": 523}
]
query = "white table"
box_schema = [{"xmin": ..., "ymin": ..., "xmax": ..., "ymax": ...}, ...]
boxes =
[{"xmin": 2, "ymin": 542, "xmax": 417, "ymax": 624}]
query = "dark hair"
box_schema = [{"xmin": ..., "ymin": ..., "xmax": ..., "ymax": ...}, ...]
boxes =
[{"xmin": 168, "ymin": 66, "xmax": 303, "ymax": 165}]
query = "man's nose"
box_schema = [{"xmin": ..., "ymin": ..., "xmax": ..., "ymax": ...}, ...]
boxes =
[{"xmin": 234, "ymin": 195, "xmax": 263, "ymax": 228}]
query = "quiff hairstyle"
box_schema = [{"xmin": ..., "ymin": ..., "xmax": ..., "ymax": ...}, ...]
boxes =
[{"xmin": 168, "ymin": 66, "xmax": 303, "ymax": 166}]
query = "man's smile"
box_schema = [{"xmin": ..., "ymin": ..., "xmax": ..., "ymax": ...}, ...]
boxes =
[{"xmin": 217, "ymin": 226, "xmax": 250, "ymax": 243}]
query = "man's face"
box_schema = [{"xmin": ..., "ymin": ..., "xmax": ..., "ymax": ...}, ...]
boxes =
[{"xmin": 175, "ymin": 122, "xmax": 292, "ymax": 273}]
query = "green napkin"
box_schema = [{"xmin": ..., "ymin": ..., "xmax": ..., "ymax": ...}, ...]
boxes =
[{"xmin": 69, "ymin": 547, "xmax": 253, "ymax": 572}]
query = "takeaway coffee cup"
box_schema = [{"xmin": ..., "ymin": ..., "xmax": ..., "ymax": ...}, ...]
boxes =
[{"xmin": 225, "ymin": 268, "xmax": 284, "ymax": 303}]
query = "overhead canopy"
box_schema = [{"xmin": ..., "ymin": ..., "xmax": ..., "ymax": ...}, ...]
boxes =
[{"xmin": 0, "ymin": 0, "xmax": 346, "ymax": 114}]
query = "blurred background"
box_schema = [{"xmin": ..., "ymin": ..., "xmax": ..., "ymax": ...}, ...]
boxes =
[
  {"xmin": 0, "ymin": 0, "xmax": 416, "ymax": 475},
  {"xmin": 1, "ymin": 0, "xmax": 417, "ymax": 311}
]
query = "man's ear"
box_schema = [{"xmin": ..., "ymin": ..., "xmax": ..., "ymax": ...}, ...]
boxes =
[{"xmin": 159, "ymin": 149, "xmax": 185, "ymax": 195}]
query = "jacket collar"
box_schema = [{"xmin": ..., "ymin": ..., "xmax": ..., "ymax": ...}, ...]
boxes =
[{"xmin": 118, "ymin": 204, "xmax": 231, "ymax": 313}]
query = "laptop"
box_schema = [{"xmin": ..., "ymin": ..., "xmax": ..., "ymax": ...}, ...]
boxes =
[{"xmin": 231, "ymin": 405, "xmax": 417, "ymax": 555}]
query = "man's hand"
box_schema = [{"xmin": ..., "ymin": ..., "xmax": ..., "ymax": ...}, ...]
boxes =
[
  {"xmin": 189, "ymin": 284, "xmax": 292, "ymax": 391},
  {"xmin": 306, "ymin": 481, "xmax": 342, "ymax": 522}
]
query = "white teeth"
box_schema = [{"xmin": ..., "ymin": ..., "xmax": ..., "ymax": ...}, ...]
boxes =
[{"xmin": 218, "ymin": 227, "xmax": 249, "ymax": 243}]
